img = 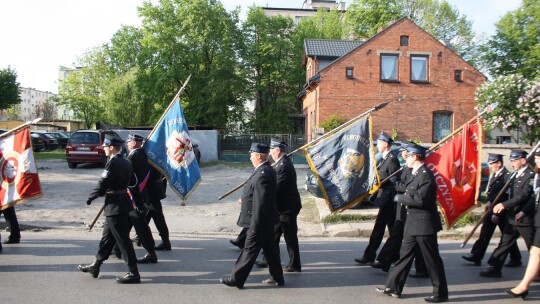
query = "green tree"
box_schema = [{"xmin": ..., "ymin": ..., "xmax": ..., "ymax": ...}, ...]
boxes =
[
  {"xmin": 0, "ymin": 67, "xmax": 22, "ymax": 110},
  {"xmin": 319, "ymin": 114, "xmax": 348, "ymax": 131},
  {"xmin": 33, "ymin": 99, "xmax": 58, "ymax": 120},
  {"xmin": 475, "ymin": 74, "xmax": 540, "ymax": 144},
  {"xmin": 138, "ymin": 0, "xmax": 246, "ymax": 129},
  {"xmin": 479, "ymin": 0, "xmax": 540, "ymax": 79}
]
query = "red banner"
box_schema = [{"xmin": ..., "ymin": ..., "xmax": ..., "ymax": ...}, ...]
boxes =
[
  {"xmin": 0, "ymin": 127, "xmax": 42, "ymax": 210},
  {"xmin": 425, "ymin": 122, "xmax": 482, "ymax": 229}
]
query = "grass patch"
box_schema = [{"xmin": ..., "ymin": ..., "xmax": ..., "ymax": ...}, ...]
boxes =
[
  {"xmin": 451, "ymin": 211, "xmax": 482, "ymax": 229},
  {"xmin": 323, "ymin": 213, "xmax": 376, "ymax": 224},
  {"xmin": 298, "ymin": 196, "xmax": 320, "ymax": 224},
  {"xmin": 33, "ymin": 150, "xmax": 65, "ymax": 160}
]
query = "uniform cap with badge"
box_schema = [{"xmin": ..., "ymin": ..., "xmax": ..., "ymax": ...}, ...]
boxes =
[
  {"xmin": 269, "ymin": 139, "xmax": 288, "ymax": 149},
  {"xmin": 377, "ymin": 131, "xmax": 393, "ymax": 144},
  {"xmin": 509, "ymin": 149, "xmax": 527, "ymax": 161},
  {"xmin": 406, "ymin": 143, "xmax": 427, "ymax": 156},
  {"xmin": 126, "ymin": 133, "xmax": 145, "ymax": 142},
  {"xmin": 398, "ymin": 141, "xmax": 410, "ymax": 152},
  {"xmin": 487, "ymin": 153, "xmax": 504, "ymax": 164},
  {"xmin": 249, "ymin": 143, "xmax": 270, "ymax": 154},
  {"xmin": 102, "ymin": 136, "xmax": 124, "ymax": 147}
]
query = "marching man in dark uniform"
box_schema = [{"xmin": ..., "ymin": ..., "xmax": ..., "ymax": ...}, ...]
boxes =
[
  {"xmin": 376, "ymin": 143, "xmax": 448, "ymax": 303},
  {"xmin": 462, "ymin": 153, "xmax": 521, "ymax": 266},
  {"xmin": 147, "ymin": 166, "xmax": 172, "ymax": 251},
  {"xmin": 269, "ymin": 139, "xmax": 302, "ymax": 272},
  {"xmin": 125, "ymin": 133, "xmax": 158, "ymax": 264},
  {"xmin": 78, "ymin": 136, "xmax": 141, "ymax": 284},
  {"xmin": 481, "ymin": 150, "xmax": 535, "ymax": 278},
  {"xmin": 355, "ymin": 132, "xmax": 400, "ymax": 265},
  {"xmin": 220, "ymin": 143, "xmax": 284, "ymax": 289}
]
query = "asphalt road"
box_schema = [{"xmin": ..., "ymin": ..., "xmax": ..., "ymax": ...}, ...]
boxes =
[{"xmin": 0, "ymin": 229, "xmax": 537, "ymax": 304}]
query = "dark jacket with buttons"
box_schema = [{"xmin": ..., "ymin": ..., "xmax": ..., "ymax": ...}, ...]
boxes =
[
  {"xmin": 532, "ymin": 173, "xmax": 540, "ymax": 228},
  {"xmin": 88, "ymin": 153, "xmax": 134, "ymax": 216},
  {"xmin": 398, "ymin": 164, "xmax": 442, "ymax": 235},
  {"xmin": 237, "ymin": 162, "xmax": 279, "ymax": 235},
  {"xmin": 127, "ymin": 148, "xmax": 150, "ymax": 209},
  {"xmin": 502, "ymin": 167, "xmax": 534, "ymax": 227},
  {"xmin": 394, "ymin": 166, "xmax": 412, "ymax": 221},
  {"xmin": 373, "ymin": 152, "xmax": 400, "ymax": 207},
  {"xmin": 486, "ymin": 167, "xmax": 510, "ymax": 203},
  {"xmin": 274, "ymin": 155, "xmax": 302, "ymax": 215}
]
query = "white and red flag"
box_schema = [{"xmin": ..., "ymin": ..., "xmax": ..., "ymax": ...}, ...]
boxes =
[
  {"xmin": 0, "ymin": 127, "xmax": 42, "ymax": 210},
  {"xmin": 425, "ymin": 121, "xmax": 483, "ymax": 229}
]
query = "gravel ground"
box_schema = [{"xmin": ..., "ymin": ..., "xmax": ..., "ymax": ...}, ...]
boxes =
[{"xmin": 9, "ymin": 159, "xmax": 323, "ymax": 237}]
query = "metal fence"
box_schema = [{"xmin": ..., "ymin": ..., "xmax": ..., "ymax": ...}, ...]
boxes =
[{"xmin": 220, "ymin": 134, "xmax": 306, "ymax": 154}]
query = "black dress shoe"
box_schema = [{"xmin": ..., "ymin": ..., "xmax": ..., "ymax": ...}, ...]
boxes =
[
  {"xmin": 370, "ymin": 261, "xmax": 390, "ymax": 272},
  {"xmin": 354, "ymin": 256, "xmax": 374, "ymax": 265},
  {"xmin": 155, "ymin": 242, "xmax": 172, "ymax": 251},
  {"xmin": 462, "ymin": 254, "xmax": 481, "ymax": 266},
  {"xmin": 504, "ymin": 260, "xmax": 522, "ymax": 267},
  {"xmin": 3, "ymin": 238, "xmax": 20, "ymax": 244},
  {"xmin": 479, "ymin": 267, "xmax": 501, "ymax": 278},
  {"xmin": 78, "ymin": 262, "xmax": 101, "ymax": 278},
  {"xmin": 505, "ymin": 289, "xmax": 528, "ymax": 299},
  {"xmin": 137, "ymin": 253, "xmax": 158, "ymax": 264},
  {"xmin": 262, "ymin": 277, "xmax": 285, "ymax": 286},
  {"xmin": 375, "ymin": 287, "xmax": 400, "ymax": 298},
  {"xmin": 116, "ymin": 272, "xmax": 141, "ymax": 284},
  {"xmin": 220, "ymin": 277, "xmax": 243, "ymax": 289},
  {"xmin": 255, "ymin": 260, "xmax": 268, "ymax": 268},
  {"xmin": 409, "ymin": 271, "xmax": 429, "ymax": 278},
  {"xmin": 229, "ymin": 239, "xmax": 243, "ymax": 249},
  {"xmin": 424, "ymin": 295, "xmax": 449, "ymax": 303},
  {"xmin": 284, "ymin": 266, "xmax": 301, "ymax": 273}
]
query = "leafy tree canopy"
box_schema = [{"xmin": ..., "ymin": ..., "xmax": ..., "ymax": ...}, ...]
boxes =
[{"xmin": 0, "ymin": 67, "xmax": 22, "ymax": 110}]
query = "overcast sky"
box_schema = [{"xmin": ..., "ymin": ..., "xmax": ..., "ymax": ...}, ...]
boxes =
[{"xmin": 0, "ymin": 0, "xmax": 522, "ymax": 94}]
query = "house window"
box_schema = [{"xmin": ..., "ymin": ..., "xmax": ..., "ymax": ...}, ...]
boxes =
[
  {"xmin": 433, "ymin": 111, "xmax": 453, "ymax": 142},
  {"xmin": 400, "ymin": 36, "xmax": 409, "ymax": 46},
  {"xmin": 346, "ymin": 67, "xmax": 354, "ymax": 79},
  {"xmin": 410, "ymin": 55, "xmax": 428, "ymax": 82},
  {"xmin": 380, "ymin": 54, "xmax": 398, "ymax": 82},
  {"xmin": 454, "ymin": 70, "xmax": 463, "ymax": 82}
]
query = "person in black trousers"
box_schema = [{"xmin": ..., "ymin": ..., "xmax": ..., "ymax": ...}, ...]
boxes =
[
  {"xmin": 376, "ymin": 143, "xmax": 448, "ymax": 303},
  {"xmin": 481, "ymin": 150, "xmax": 535, "ymax": 277},
  {"xmin": 125, "ymin": 133, "xmax": 158, "ymax": 264},
  {"xmin": 220, "ymin": 143, "xmax": 284, "ymax": 289},
  {"xmin": 462, "ymin": 153, "xmax": 521, "ymax": 266},
  {"xmin": 355, "ymin": 132, "xmax": 400, "ymax": 265},
  {"xmin": 268, "ymin": 139, "xmax": 302, "ymax": 272},
  {"xmin": 370, "ymin": 143, "xmax": 427, "ymax": 277},
  {"xmin": 78, "ymin": 136, "xmax": 140, "ymax": 284},
  {"xmin": 146, "ymin": 167, "xmax": 172, "ymax": 251},
  {"xmin": 1, "ymin": 206, "xmax": 21, "ymax": 244}
]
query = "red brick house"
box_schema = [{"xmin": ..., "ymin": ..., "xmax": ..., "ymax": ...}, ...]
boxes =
[{"xmin": 297, "ymin": 18, "xmax": 486, "ymax": 143}]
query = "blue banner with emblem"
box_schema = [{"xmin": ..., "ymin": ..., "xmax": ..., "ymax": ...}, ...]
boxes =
[
  {"xmin": 144, "ymin": 86, "xmax": 201, "ymax": 201},
  {"xmin": 304, "ymin": 116, "xmax": 379, "ymax": 213}
]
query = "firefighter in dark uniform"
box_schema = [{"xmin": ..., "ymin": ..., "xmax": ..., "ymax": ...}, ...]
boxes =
[
  {"xmin": 220, "ymin": 143, "xmax": 284, "ymax": 289},
  {"xmin": 371, "ymin": 142, "xmax": 427, "ymax": 277},
  {"xmin": 462, "ymin": 153, "xmax": 521, "ymax": 266},
  {"xmin": 78, "ymin": 136, "xmax": 140, "ymax": 284},
  {"xmin": 506, "ymin": 147, "xmax": 540, "ymax": 298},
  {"xmin": 376, "ymin": 143, "xmax": 448, "ymax": 303},
  {"xmin": 355, "ymin": 132, "xmax": 400, "ymax": 265},
  {"xmin": 147, "ymin": 166, "xmax": 171, "ymax": 251},
  {"xmin": 1, "ymin": 206, "xmax": 21, "ymax": 245},
  {"xmin": 125, "ymin": 133, "xmax": 158, "ymax": 263},
  {"xmin": 481, "ymin": 149, "xmax": 535, "ymax": 278},
  {"xmin": 269, "ymin": 139, "xmax": 302, "ymax": 272}
]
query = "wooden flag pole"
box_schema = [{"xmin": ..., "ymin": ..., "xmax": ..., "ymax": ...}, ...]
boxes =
[
  {"xmin": 461, "ymin": 139, "xmax": 540, "ymax": 248},
  {"xmin": 87, "ymin": 204, "xmax": 105, "ymax": 231},
  {"xmin": 217, "ymin": 101, "xmax": 392, "ymax": 200}
]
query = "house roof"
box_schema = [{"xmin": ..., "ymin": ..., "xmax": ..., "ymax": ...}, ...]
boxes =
[{"xmin": 304, "ymin": 39, "xmax": 363, "ymax": 59}]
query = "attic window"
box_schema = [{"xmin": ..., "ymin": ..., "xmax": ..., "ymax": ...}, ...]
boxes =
[
  {"xmin": 346, "ymin": 67, "xmax": 354, "ymax": 79},
  {"xmin": 400, "ymin": 36, "xmax": 409, "ymax": 46}
]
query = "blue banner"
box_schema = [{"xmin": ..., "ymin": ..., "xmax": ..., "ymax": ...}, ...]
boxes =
[
  {"xmin": 305, "ymin": 116, "xmax": 379, "ymax": 213},
  {"xmin": 144, "ymin": 98, "xmax": 201, "ymax": 201}
]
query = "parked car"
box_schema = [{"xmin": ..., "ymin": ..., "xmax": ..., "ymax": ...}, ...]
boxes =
[
  {"xmin": 30, "ymin": 133, "xmax": 46, "ymax": 152},
  {"xmin": 65, "ymin": 130, "xmax": 121, "ymax": 169},
  {"xmin": 31, "ymin": 132, "xmax": 59, "ymax": 150},
  {"xmin": 44, "ymin": 132, "xmax": 69, "ymax": 148}
]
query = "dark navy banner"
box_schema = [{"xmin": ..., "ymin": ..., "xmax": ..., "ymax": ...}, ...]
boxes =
[{"xmin": 305, "ymin": 116, "xmax": 379, "ymax": 213}]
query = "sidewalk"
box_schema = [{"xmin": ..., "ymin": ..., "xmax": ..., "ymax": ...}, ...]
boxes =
[{"xmin": 314, "ymin": 197, "xmax": 491, "ymax": 241}]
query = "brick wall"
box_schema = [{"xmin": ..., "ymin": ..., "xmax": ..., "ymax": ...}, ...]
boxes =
[{"xmin": 302, "ymin": 19, "xmax": 486, "ymax": 142}]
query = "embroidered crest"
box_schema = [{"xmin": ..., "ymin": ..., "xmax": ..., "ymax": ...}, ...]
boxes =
[
  {"xmin": 166, "ymin": 129, "xmax": 195, "ymax": 170},
  {"xmin": 338, "ymin": 148, "xmax": 365, "ymax": 179}
]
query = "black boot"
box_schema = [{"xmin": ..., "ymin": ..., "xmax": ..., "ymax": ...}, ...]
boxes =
[
  {"xmin": 155, "ymin": 239, "xmax": 171, "ymax": 251},
  {"xmin": 116, "ymin": 265, "xmax": 140, "ymax": 284},
  {"xmin": 78, "ymin": 260, "xmax": 103, "ymax": 278},
  {"xmin": 137, "ymin": 251, "xmax": 158, "ymax": 264}
]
